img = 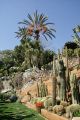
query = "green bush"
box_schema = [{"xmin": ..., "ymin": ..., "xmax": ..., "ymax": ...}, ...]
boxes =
[
  {"xmin": 9, "ymin": 95, "xmax": 17, "ymax": 102},
  {"xmin": 0, "ymin": 93, "xmax": 4, "ymax": 100},
  {"xmin": 73, "ymin": 110, "xmax": 80, "ymax": 117}
]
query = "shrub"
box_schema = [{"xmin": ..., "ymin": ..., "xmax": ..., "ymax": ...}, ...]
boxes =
[
  {"xmin": 66, "ymin": 104, "xmax": 80, "ymax": 118},
  {"xmin": 0, "ymin": 93, "xmax": 4, "ymax": 100},
  {"xmin": 9, "ymin": 95, "xmax": 17, "ymax": 102},
  {"xmin": 73, "ymin": 110, "xmax": 80, "ymax": 117}
]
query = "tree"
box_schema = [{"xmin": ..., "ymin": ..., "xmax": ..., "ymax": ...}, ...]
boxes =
[
  {"xmin": 14, "ymin": 45, "xmax": 25, "ymax": 67},
  {"xmin": 73, "ymin": 25, "xmax": 80, "ymax": 47},
  {"xmin": 63, "ymin": 41, "xmax": 79, "ymax": 57},
  {"xmin": 1, "ymin": 50, "xmax": 15, "ymax": 76},
  {"xmin": 15, "ymin": 11, "xmax": 56, "ymax": 69},
  {"xmin": 16, "ymin": 10, "xmax": 56, "ymax": 41}
]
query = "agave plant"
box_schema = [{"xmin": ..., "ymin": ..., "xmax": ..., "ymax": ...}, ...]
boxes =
[{"xmin": 16, "ymin": 10, "xmax": 56, "ymax": 41}]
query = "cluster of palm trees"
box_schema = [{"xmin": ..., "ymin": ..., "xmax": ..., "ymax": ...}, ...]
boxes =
[{"xmin": 15, "ymin": 11, "xmax": 56, "ymax": 70}]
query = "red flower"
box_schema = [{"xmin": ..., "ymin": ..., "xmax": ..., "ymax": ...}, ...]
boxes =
[{"xmin": 35, "ymin": 102, "xmax": 44, "ymax": 107}]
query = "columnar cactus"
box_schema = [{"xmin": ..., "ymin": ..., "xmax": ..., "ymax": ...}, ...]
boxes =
[
  {"xmin": 37, "ymin": 82, "xmax": 39, "ymax": 97},
  {"xmin": 52, "ymin": 75, "xmax": 57, "ymax": 106},
  {"xmin": 65, "ymin": 47, "xmax": 70, "ymax": 89},
  {"xmin": 70, "ymin": 73, "xmax": 77, "ymax": 104},
  {"xmin": 58, "ymin": 60, "xmax": 66, "ymax": 101},
  {"xmin": 52, "ymin": 55, "xmax": 57, "ymax": 106},
  {"xmin": 39, "ymin": 79, "xmax": 48, "ymax": 97}
]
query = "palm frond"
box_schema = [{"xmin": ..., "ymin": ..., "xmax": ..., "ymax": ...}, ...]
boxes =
[
  {"xmin": 41, "ymin": 16, "xmax": 48, "ymax": 23},
  {"xmin": 42, "ymin": 33, "xmax": 48, "ymax": 41},
  {"xmin": 39, "ymin": 13, "xmax": 44, "ymax": 21},
  {"xmin": 27, "ymin": 14, "xmax": 34, "ymax": 24},
  {"xmin": 49, "ymin": 28, "xmax": 56, "ymax": 32},
  {"xmin": 19, "ymin": 19, "xmax": 31, "ymax": 25},
  {"xmin": 44, "ymin": 22, "xmax": 54, "ymax": 26},
  {"xmin": 45, "ymin": 32, "xmax": 53, "ymax": 40},
  {"xmin": 47, "ymin": 29, "xmax": 55, "ymax": 37},
  {"xmin": 34, "ymin": 10, "xmax": 38, "ymax": 25},
  {"xmin": 15, "ymin": 27, "xmax": 27, "ymax": 39}
]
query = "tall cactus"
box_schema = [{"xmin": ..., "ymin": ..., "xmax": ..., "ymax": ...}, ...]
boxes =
[
  {"xmin": 37, "ymin": 82, "xmax": 39, "ymax": 97},
  {"xmin": 39, "ymin": 79, "xmax": 48, "ymax": 97},
  {"xmin": 65, "ymin": 46, "xmax": 70, "ymax": 90},
  {"xmin": 58, "ymin": 49, "xmax": 60, "ymax": 61},
  {"xmin": 58, "ymin": 60, "xmax": 66, "ymax": 101},
  {"xmin": 70, "ymin": 73, "xmax": 77, "ymax": 104},
  {"xmin": 52, "ymin": 55, "xmax": 57, "ymax": 106}
]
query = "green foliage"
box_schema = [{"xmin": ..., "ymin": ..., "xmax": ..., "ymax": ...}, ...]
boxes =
[
  {"xmin": 9, "ymin": 95, "xmax": 17, "ymax": 102},
  {"xmin": 74, "ymin": 48, "xmax": 80, "ymax": 56},
  {"xmin": 0, "ymin": 81, "xmax": 4, "ymax": 91},
  {"xmin": 0, "ymin": 50, "xmax": 16, "ymax": 76},
  {"xmin": 73, "ymin": 110, "xmax": 80, "ymax": 117},
  {"xmin": 73, "ymin": 26, "xmax": 80, "ymax": 46},
  {"xmin": 43, "ymin": 50, "xmax": 55, "ymax": 66},
  {"xmin": 63, "ymin": 48, "xmax": 75, "ymax": 57},
  {"xmin": 63, "ymin": 41, "xmax": 80, "ymax": 57},
  {"xmin": 66, "ymin": 104, "xmax": 80, "ymax": 118},
  {"xmin": 64, "ymin": 41, "xmax": 78, "ymax": 49},
  {"xmin": 14, "ymin": 45, "xmax": 25, "ymax": 66},
  {"xmin": 0, "ymin": 100, "xmax": 45, "ymax": 120}
]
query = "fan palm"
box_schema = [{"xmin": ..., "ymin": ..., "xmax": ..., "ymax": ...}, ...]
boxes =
[{"xmin": 16, "ymin": 10, "xmax": 56, "ymax": 41}]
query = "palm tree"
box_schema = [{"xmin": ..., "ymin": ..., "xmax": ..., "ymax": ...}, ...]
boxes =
[
  {"xmin": 16, "ymin": 11, "xmax": 55, "ymax": 69},
  {"xmin": 16, "ymin": 10, "xmax": 56, "ymax": 41}
]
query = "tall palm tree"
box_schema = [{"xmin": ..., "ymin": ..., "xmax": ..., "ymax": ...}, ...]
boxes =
[
  {"xmin": 16, "ymin": 11, "xmax": 55, "ymax": 69},
  {"xmin": 16, "ymin": 10, "xmax": 56, "ymax": 41}
]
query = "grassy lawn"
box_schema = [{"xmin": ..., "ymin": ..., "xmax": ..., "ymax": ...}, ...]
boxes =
[{"xmin": 0, "ymin": 100, "xmax": 45, "ymax": 120}]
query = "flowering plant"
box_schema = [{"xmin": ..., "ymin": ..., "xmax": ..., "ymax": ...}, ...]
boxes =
[{"xmin": 35, "ymin": 102, "xmax": 44, "ymax": 107}]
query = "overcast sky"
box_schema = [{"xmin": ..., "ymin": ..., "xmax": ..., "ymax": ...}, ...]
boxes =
[{"xmin": 0, "ymin": 0, "xmax": 80, "ymax": 52}]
